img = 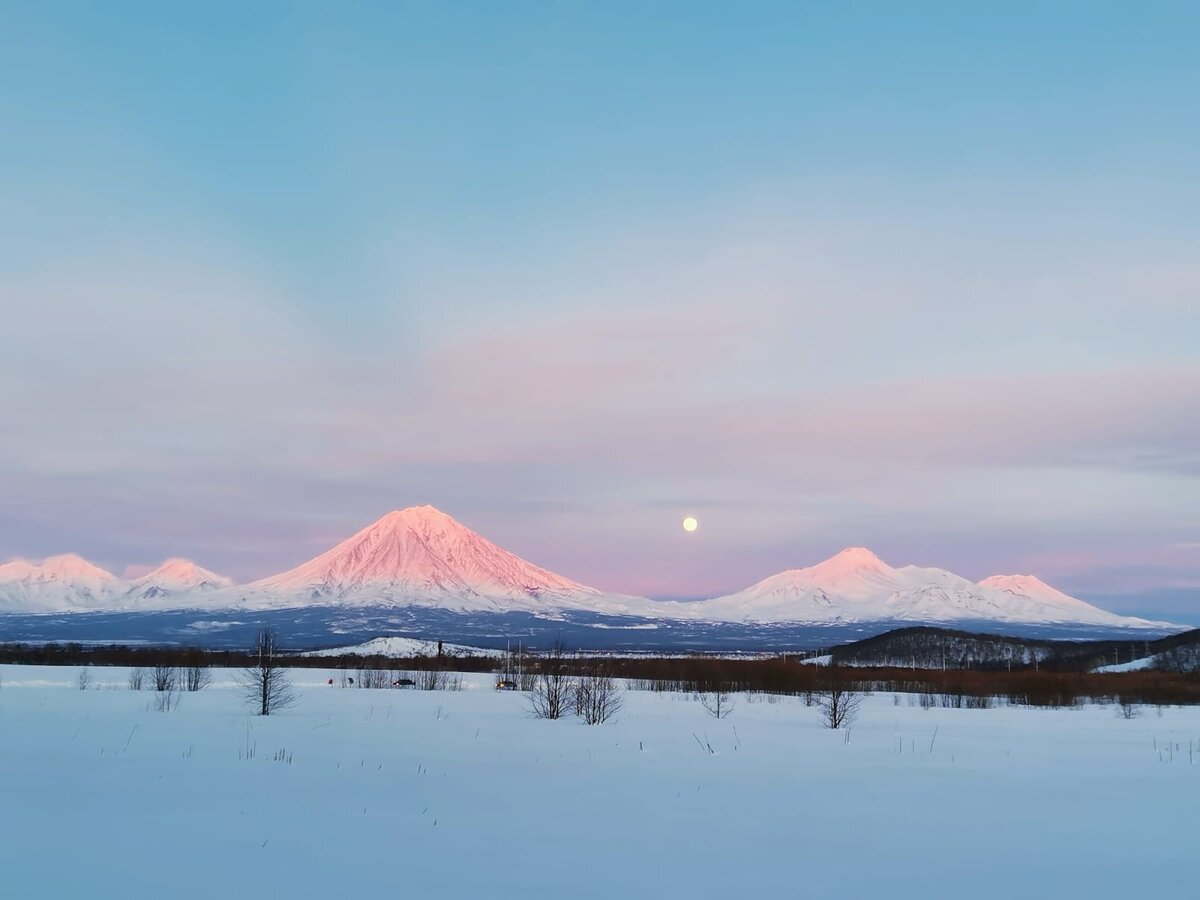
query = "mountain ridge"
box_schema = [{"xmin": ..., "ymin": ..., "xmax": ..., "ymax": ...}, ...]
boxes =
[{"xmin": 0, "ymin": 508, "xmax": 1180, "ymax": 631}]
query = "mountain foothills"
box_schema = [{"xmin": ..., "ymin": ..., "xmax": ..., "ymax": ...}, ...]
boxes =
[{"xmin": 0, "ymin": 506, "xmax": 1178, "ymax": 631}]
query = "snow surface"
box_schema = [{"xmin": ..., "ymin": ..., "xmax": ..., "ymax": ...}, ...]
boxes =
[
  {"xmin": 1, "ymin": 664, "xmax": 1196, "ymax": 898},
  {"xmin": 0, "ymin": 508, "xmax": 1178, "ymax": 631},
  {"xmin": 1095, "ymin": 655, "xmax": 1160, "ymax": 673}
]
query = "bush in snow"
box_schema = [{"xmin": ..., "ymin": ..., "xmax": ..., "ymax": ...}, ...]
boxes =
[
  {"xmin": 817, "ymin": 683, "xmax": 862, "ymax": 729},
  {"xmin": 699, "ymin": 687, "xmax": 735, "ymax": 719},
  {"xmin": 529, "ymin": 640, "xmax": 574, "ymax": 720},
  {"xmin": 152, "ymin": 663, "xmax": 177, "ymax": 693},
  {"xmin": 575, "ymin": 662, "xmax": 623, "ymax": 724},
  {"xmin": 238, "ymin": 629, "xmax": 297, "ymax": 716}
]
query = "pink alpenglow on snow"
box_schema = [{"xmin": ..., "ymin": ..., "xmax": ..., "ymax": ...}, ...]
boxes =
[
  {"xmin": 698, "ymin": 547, "xmax": 1173, "ymax": 629},
  {"xmin": 0, "ymin": 554, "xmax": 119, "ymax": 613},
  {"xmin": 239, "ymin": 505, "xmax": 655, "ymax": 615},
  {"xmin": 0, "ymin": 554, "xmax": 231, "ymax": 613},
  {"xmin": 0, "ymin": 509, "xmax": 1182, "ymax": 630},
  {"xmin": 126, "ymin": 558, "xmax": 234, "ymax": 599}
]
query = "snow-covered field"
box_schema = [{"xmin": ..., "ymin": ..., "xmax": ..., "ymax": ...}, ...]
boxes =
[{"xmin": 1, "ymin": 665, "xmax": 1196, "ymax": 898}]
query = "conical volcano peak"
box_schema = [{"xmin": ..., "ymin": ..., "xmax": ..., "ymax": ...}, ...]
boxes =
[
  {"xmin": 383, "ymin": 504, "xmax": 448, "ymax": 521},
  {"xmin": 981, "ymin": 574, "xmax": 1051, "ymax": 592},
  {"xmin": 371, "ymin": 505, "xmax": 459, "ymax": 533},
  {"xmin": 134, "ymin": 558, "xmax": 233, "ymax": 592},
  {"xmin": 799, "ymin": 547, "xmax": 893, "ymax": 581},
  {"xmin": 825, "ymin": 547, "xmax": 888, "ymax": 569},
  {"xmin": 250, "ymin": 506, "xmax": 600, "ymax": 606},
  {"xmin": 151, "ymin": 557, "xmax": 208, "ymax": 576}
]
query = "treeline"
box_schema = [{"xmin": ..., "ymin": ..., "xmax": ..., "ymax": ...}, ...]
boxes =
[
  {"xmin": 5, "ymin": 639, "xmax": 1200, "ymax": 708},
  {"xmin": 0, "ymin": 642, "xmax": 496, "ymax": 673},
  {"xmin": 534, "ymin": 654, "xmax": 1200, "ymax": 708}
]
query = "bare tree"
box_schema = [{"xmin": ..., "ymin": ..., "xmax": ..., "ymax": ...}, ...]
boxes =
[
  {"xmin": 575, "ymin": 662, "xmax": 623, "ymax": 724},
  {"xmin": 238, "ymin": 629, "xmax": 297, "ymax": 716},
  {"xmin": 818, "ymin": 683, "xmax": 862, "ymax": 729},
  {"xmin": 699, "ymin": 687, "xmax": 735, "ymax": 719},
  {"xmin": 152, "ymin": 662, "xmax": 177, "ymax": 693},
  {"xmin": 184, "ymin": 665, "xmax": 211, "ymax": 692},
  {"xmin": 529, "ymin": 640, "xmax": 574, "ymax": 720},
  {"xmin": 76, "ymin": 666, "xmax": 92, "ymax": 691},
  {"xmin": 128, "ymin": 667, "xmax": 145, "ymax": 690},
  {"xmin": 1117, "ymin": 697, "xmax": 1140, "ymax": 719}
]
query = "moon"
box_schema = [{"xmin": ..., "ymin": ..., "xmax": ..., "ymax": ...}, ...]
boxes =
[{"xmin": 682, "ymin": 516, "xmax": 698, "ymax": 533}]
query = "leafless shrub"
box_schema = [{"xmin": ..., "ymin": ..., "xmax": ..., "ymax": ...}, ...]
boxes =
[
  {"xmin": 152, "ymin": 663, "xmax": 177, "ymax": 693},
  {"xmin": 152, "ymin": 690, "xmax": 180, "ymax": 712},
  {"xmin": 356, "ymin": 667, "xmax": 390, "ymax": 689},
  {"xmin": 818, "ymin": 683, "xmax": 862, "ymax": 729},
  {"xmin": 699, "ymin": 688, "xmax": 735, "ymax": 719},
  {"xmin": 128, "ymin": 667, "xmax": 145, "ymax": 690},
  {"xmin": 77, "ymin": 666, "xmax": 92, "ymax": 691},
  {"xmin": 417, "ymin": 666, "xmax": 462, "ymax": 691},
  {"xmin": 575, "ymin": 663, "xmax": 623, "ymax": 724},
  {"xmin": 238, "ymin": 629, "xmax": 297, "ymax": 716},
  {"xmin": 529, "ymin": 640, "xmax": 575, "ymax": 720},
  {"xmin": 184, "ymin": 665, "xmax": 211, "ymax": 692},
  {"xmin": 1117, "ymin": 698, "xmax": 1140, "ymax": 719}
]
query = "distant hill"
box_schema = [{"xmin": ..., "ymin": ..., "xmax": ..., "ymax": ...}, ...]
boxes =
[{"xmin": 828, "ymin": 625, "xmax": 1200, "ymax": 672}]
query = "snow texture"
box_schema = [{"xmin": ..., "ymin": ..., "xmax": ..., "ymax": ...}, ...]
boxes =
[{"xmin": 0, "ymin": 664, "xmax": 1196, "ymax": 898}]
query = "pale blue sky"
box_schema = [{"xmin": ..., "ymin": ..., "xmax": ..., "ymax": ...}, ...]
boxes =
[{"xmin": 1, "ymin": 2, "xmax": 1198, "ymax": 617}]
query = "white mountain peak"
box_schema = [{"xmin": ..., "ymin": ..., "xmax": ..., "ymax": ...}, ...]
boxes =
[
  {"xmin": 0, "ymin": 553, "xmax": 119, "ymax": 613},
  {"xmin": 808, "ymin": 547, "xmax": 892, "ymax": 574},
  {"xmin": 247, "ymin": 506, "xmax": 601, "ymax": 608},
  {"xmin": 699, "ymin": 548, "xmax": 1169, "ymax": 630},
  {"xmin": 0, "ymin": 518, "xmax": 1179, "ymax": 631},
  {"xmin": 131, "ymin": 558, "xmax": 233, "ymax": 594},
  {"xmin": 981, "ymin": 573, "xmax": 1055, "ymax": 593},
  {"xmin": 978, "ymin": 573, "xmax": 1093, "ymax": 610},
  {"xmin": 0, "ymin": 553, "xmax": 117, "ymax": 584}
]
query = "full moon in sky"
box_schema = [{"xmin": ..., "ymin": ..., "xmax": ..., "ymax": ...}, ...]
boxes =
[{"xmin": 682, "ymin": 516, "xmax": 699, "ymax": 533}]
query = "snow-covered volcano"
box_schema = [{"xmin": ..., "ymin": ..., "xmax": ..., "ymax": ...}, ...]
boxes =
[
  {"xmin": 0, "ymin": 554, "xmax": 120, "ymax": 613},
  {"xmin": 0, "ymin": 518, "xmax": 1178, "ymax": 633},
  {"xmin": 233, "ymin": 506, "xmax": 652, "ymax": 615},
  {"xmin": 697, "ymin": 548, "xmax": 1170, "ymax": 630},
  {"xmin": 126, "ymin": 559, "xmax": 233, "ymax": 600}
]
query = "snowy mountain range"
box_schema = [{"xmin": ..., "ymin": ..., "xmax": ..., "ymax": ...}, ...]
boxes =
[
  {"xmin": 0, "ymin": 555, "xmax": 234, "ymax": 613},
  {"xmin": 699, "ymin": 547, "xmax": 1160, "ymax": 629},
  {"xmin": 0, "ymin": 506, "xmax": 1177, "ymax": 631}
]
